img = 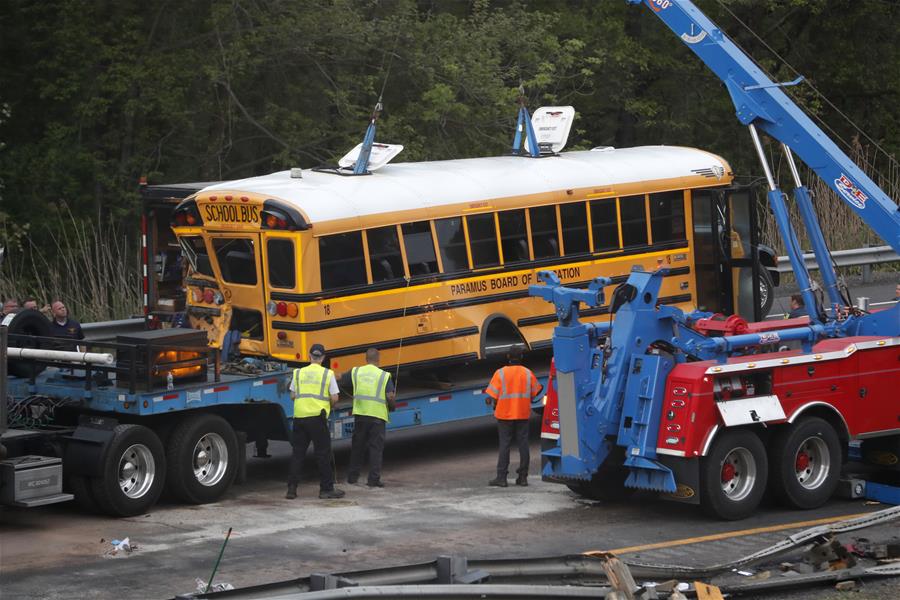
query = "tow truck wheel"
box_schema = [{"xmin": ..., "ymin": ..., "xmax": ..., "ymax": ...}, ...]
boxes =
[
  {"xmin": 166, "ymin": 414, "xmax": 238, "ymax": 504},
  {"xmin": 769, "ymin": 417, "xmax": 841, "ymax": 509},
  {"xmin": 90, "ymin": 424, "xmax": 166, "ymax": 517},
  {"xmin": 700, "ymin": 429, "xmax": 768, "ymax": 520}
]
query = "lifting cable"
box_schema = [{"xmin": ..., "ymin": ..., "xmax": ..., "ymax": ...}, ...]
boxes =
[{"xmin": 712, "ymin": 0, "xmax": 899, "ymax": 178}]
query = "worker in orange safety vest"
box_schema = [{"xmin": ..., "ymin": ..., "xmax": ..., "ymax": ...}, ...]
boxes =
[{"xmin": 484, "ymin": 345, "xmax": 543, "ymax": 487}]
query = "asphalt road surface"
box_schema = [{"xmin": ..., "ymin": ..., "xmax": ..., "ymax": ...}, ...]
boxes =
[{"xmin": 2, "ymin": 417, "xmax": 898, "ymax": 599}]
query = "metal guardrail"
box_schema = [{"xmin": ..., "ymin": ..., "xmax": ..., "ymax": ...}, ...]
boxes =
[
  {"xmin": 776, "ymin": 245, "xmax": 899, "ymax": 273},
  {"xmin": 81, "ymin": 317, "xmax": 145, "ymax": 341}
]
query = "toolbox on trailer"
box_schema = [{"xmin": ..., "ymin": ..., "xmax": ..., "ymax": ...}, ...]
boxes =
[{"xmin": 0, "ymin": 455, "xmax": 73, "ymax": 507}]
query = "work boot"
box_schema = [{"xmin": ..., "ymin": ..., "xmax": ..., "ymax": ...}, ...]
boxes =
[
  {"xmin": 516, "ymin": 475, "xmax": 528, "ymax": 487},
  {"xmin": 319, "ymin": 488, "xmax": 346, "ymax": 499},
  {"xmin": 488, "ymin": 477, "xmax": 508, "ymax": 488},
  {"xmin": 285, "ymin": 485, "xmax": 297, "ymax": 499},
  {"xmin": 367, "ymin": 480, "xmax": 384, "ymax": 488}
]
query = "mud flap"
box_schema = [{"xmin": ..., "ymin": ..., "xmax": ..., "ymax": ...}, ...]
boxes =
[
  {"xmin": 658, "ymin": 455, "xmax": 701, "ymax": 504},
  {"xmin": 61, "ymin": 415, "xmax": 118, "ymax": 477}
]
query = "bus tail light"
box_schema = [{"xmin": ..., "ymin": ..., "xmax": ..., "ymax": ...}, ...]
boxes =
[
  {"xmin": 277, "ymin": 331, "xmax": 287, "ymax": 340},
  {"xmin": 171, "ymin": 200, "xmax": 203, "ymax": 228},
  {"xmin": 266, "ymin": 301, "xmax": 277, "ymax": 316},
  {"xmin": 191, "ymin": 288, "xmax": 202, "ymax": 303},
  {"xmin": 260, "ymin": 199, "xmax": 309, "ymax": 231},
  {"xmin": 287, "ymin": 303, "xmax": 298, "ymax": 318},
  {"xmin": 203, "ymin": 288, "xmax": 215, "ymax": 303},
  {"xmin": 276, "ymin": 301, "xmax": 287, "ymax": 316}
]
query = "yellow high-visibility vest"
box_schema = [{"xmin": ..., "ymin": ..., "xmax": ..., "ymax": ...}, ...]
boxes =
[
  {"xmin": 351, "ymin": 363, "xmax": 390, "ymax": 422},
  {"xmin": 293, "ymin": 363, "xmax": 333, "ymax": 418}
]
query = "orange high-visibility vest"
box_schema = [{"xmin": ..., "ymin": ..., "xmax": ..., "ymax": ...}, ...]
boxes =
[{"xmin": 485, "ymin": 365, "xmax": 543, "ymax": 420}]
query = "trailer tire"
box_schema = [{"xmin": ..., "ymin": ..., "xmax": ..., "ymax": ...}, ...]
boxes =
[
  {"xmin": 166, "ymin": 414, "xmax": 238, "ymax": 504},
  {"xmin": 67, "ymin": 474, "xmax": 98, "ymax": 513},
  {"xmin": 700, "ymin": 429, "xmax": 768, "ymax": 520},
  {"xmin": 90, "ymin": 424, "xmax": 166, "ymax": 517},
  {"xmin": 769, "ymin": 418, "xmax": 841, "ymax": 510}
]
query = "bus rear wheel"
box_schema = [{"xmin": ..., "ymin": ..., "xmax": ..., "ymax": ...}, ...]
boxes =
[
  {"xmin": 700, "ymin": 429, "xmax": 768, "ymax": 520},
  {"xmin": 166, "ymin": 414, "xmax": 238, "ymax": 504},
  {"xmin": 769, "ymin": 418, "xmax": 840, "ymax": 510}
]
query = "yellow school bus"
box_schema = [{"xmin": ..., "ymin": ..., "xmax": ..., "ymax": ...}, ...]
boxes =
[{"xmin": 170, "ymin": 145, "xmax": 746, "ymax": 372}]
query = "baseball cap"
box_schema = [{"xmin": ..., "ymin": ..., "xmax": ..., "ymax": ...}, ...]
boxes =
[{"xmin": 309, "ymin": 343, "xmax": 326, "ymax": 358}]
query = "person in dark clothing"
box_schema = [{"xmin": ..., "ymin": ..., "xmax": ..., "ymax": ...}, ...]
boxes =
[
  {"xmin": 48, "ymin": 300, "xmax": 85, "ymax": 350},
  {"xmin": 787, "ymin": 294, "xmax": 806, "ymax": 319}
]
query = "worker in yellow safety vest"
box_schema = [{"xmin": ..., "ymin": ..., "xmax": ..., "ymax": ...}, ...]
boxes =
[
  {"xmin": 343, "ymin": 348, "xmax": 396, "ymax": 487},
  {"xmin": 484, "ymin": 345, "xmax": 543, "ymax": 487},
  {"xmin": 286, "ymin": 344, "xmax": 345, "ymax": 500}
]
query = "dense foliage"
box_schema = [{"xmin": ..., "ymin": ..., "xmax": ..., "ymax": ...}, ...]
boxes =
[{"xmin": 0, "ymin": 0, "xmax": 897, "ymax": 319}]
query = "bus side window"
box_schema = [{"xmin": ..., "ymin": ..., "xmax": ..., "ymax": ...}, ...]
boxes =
[
  {"xmin": 466, "ymin": 213, "xmax": 500, "ymax": 269},
  {"xmin": 530, "ymin": 206, "xmax": 560, "ymax": 259},
  {"xmin": 319, "ymin": 232, "xmax": 367, "ymax": 290},
  {"xmin": 560, "ymin": 201, "xmax": 589, "ymax": 255},
  {"xmin": 649, "ymin": 191, "xmax": 686, "ymax": 244},
  {"xmin": 620, "ymin": 195, "xmax": 648, "ymax": 248},
  {"xmin": 589, "ymin": 199, "xmax": 619, "ymax": 252},
  {"xmin": 498, "ymin": 209, "xmax": 529, "ymax": 263},
  {"xmin": 401, "ymin": 221, "xmax": 438, "ymax": 276},
  {"xmin": 434, "ymin": 217, "xmax": 469, "ymax": 273},
  {"xmin": 212, "ymin": 238, "xmax": 258, "ymax": 285},
  {"xmin": 367, "ymin": 225, "xmax": 404, "ymax": 282},
  {"xmin": 266, "ymin": 238, "xmax": 296, "ymax": 288}
]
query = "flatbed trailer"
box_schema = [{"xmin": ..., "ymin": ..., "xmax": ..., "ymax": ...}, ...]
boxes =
[{"xmin": 1, "ymin": 324, "xmax": 547, "ymax": 517}]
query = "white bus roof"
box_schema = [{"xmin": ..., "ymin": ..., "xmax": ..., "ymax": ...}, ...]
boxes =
[{"xmin": 198, "ymin": 145, "xmax": 730, "ymax": 228}]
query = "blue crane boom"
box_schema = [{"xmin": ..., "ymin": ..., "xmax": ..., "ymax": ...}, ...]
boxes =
[{"xmin": 627, "ymin": 0, "xmax": 900, "ymax": 319}]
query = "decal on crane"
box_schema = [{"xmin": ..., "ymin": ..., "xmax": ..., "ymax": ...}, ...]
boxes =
[
  {"xmin": 681, "ymin": 24, "xmax": 707, "ymax": 44},
  {"xmin": 835, "ymin": 174, "xmax": 869, "ymax": 209}
]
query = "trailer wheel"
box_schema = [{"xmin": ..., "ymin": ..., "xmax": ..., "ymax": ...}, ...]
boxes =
[
  {"xmin": 700, "ymin": 429, "xmax": 768, "ymax": 520},
  {"xmin": 166, "ymin": 414, "xmax": 238, "ymax": 504},
  {"xmin": 90, "ymin": 424, "xmax": 166, "ymax": 517},
  {"xmin": 67, "ymin": 474, "xmax": 98, "ymax": 513},
  {"xmin": 769, "ymin": 418, "xmax": 840, "ymax": 509}
]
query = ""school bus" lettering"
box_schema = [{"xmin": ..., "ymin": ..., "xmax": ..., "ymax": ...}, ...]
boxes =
[{"xmin": 204, "ymin": 204, "xmax": 260, "ymax": 225}]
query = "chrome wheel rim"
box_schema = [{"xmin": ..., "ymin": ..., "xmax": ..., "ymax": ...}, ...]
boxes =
[
  {"xmin": 193, "ymin": 432, "xmax": 228, "ymax": 486},
  {"xmin": 794, "ymin": 436, "xmax": 830, "ymax": 490},
  {"xmin": 759, "ymin": 279, "xmax": 769, "ymax": 308},
  {"xmin": 720, "ymin": 447, "xmax": 757, "ymax": 502},
  {"xmin": 118, "ymin": 444, "xmax": 155, "ymax": 499}
]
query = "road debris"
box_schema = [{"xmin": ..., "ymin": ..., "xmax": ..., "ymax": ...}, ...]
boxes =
[{"xmin": 103, "ymin": 537, "xmax": 136, "ymax": 558}]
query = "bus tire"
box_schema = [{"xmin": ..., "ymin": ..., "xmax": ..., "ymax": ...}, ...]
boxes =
[
  {"xmin": 5, "ymin": 309, "xmax": 51, "ymax": 377},
  {"xmin": 166, "ymin": 413, "xmax": 238, "ymax": 504},
  {"xmin": 90, "ymin": 424, "xmax": 166, "ymax": 517},
  {"xmin": 769, "ymin": 418, "xmax": 840, "ymax": 510},
  {"xmin": 759, "ymin": 269, "xmax": 775, "ymax": 317},
  {"xmin": 700, "ymin": 428, "xmax": 768, "ymax": 520}
]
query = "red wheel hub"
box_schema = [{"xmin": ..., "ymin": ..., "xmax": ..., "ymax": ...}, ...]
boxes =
[
  {"xmin": 721, "ymin": 462, "xmax": 736, "ymax": 483},
  {"xmin": 796, "ymin": 452, "xmax": 810, "ymax": 472}
]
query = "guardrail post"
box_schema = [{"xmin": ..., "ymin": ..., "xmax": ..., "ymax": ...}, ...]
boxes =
[{"xmin": 862, "ymin": 243, "xmax": 873, "ymax": 284}]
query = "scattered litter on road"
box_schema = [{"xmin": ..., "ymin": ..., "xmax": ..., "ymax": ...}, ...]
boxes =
[
  {"xmin": 195, "ymin": 578, "xmax": 234, "ymax": 593},
  {"xmin": 103, "ymin": 537, "xmax": 136, "ymax": 558}
]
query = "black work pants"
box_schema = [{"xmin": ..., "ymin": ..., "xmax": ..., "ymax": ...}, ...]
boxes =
[
  {"xmin": 288, "ymin": 414, "xmax": 335, "ymax": 491},
  {"xmin": 496, "ymin": 418, "xmax": 530, "ymax": 478},
  {"xmin": 348, "ymin": 415, "xmax": 386, "ymax": 484}
]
